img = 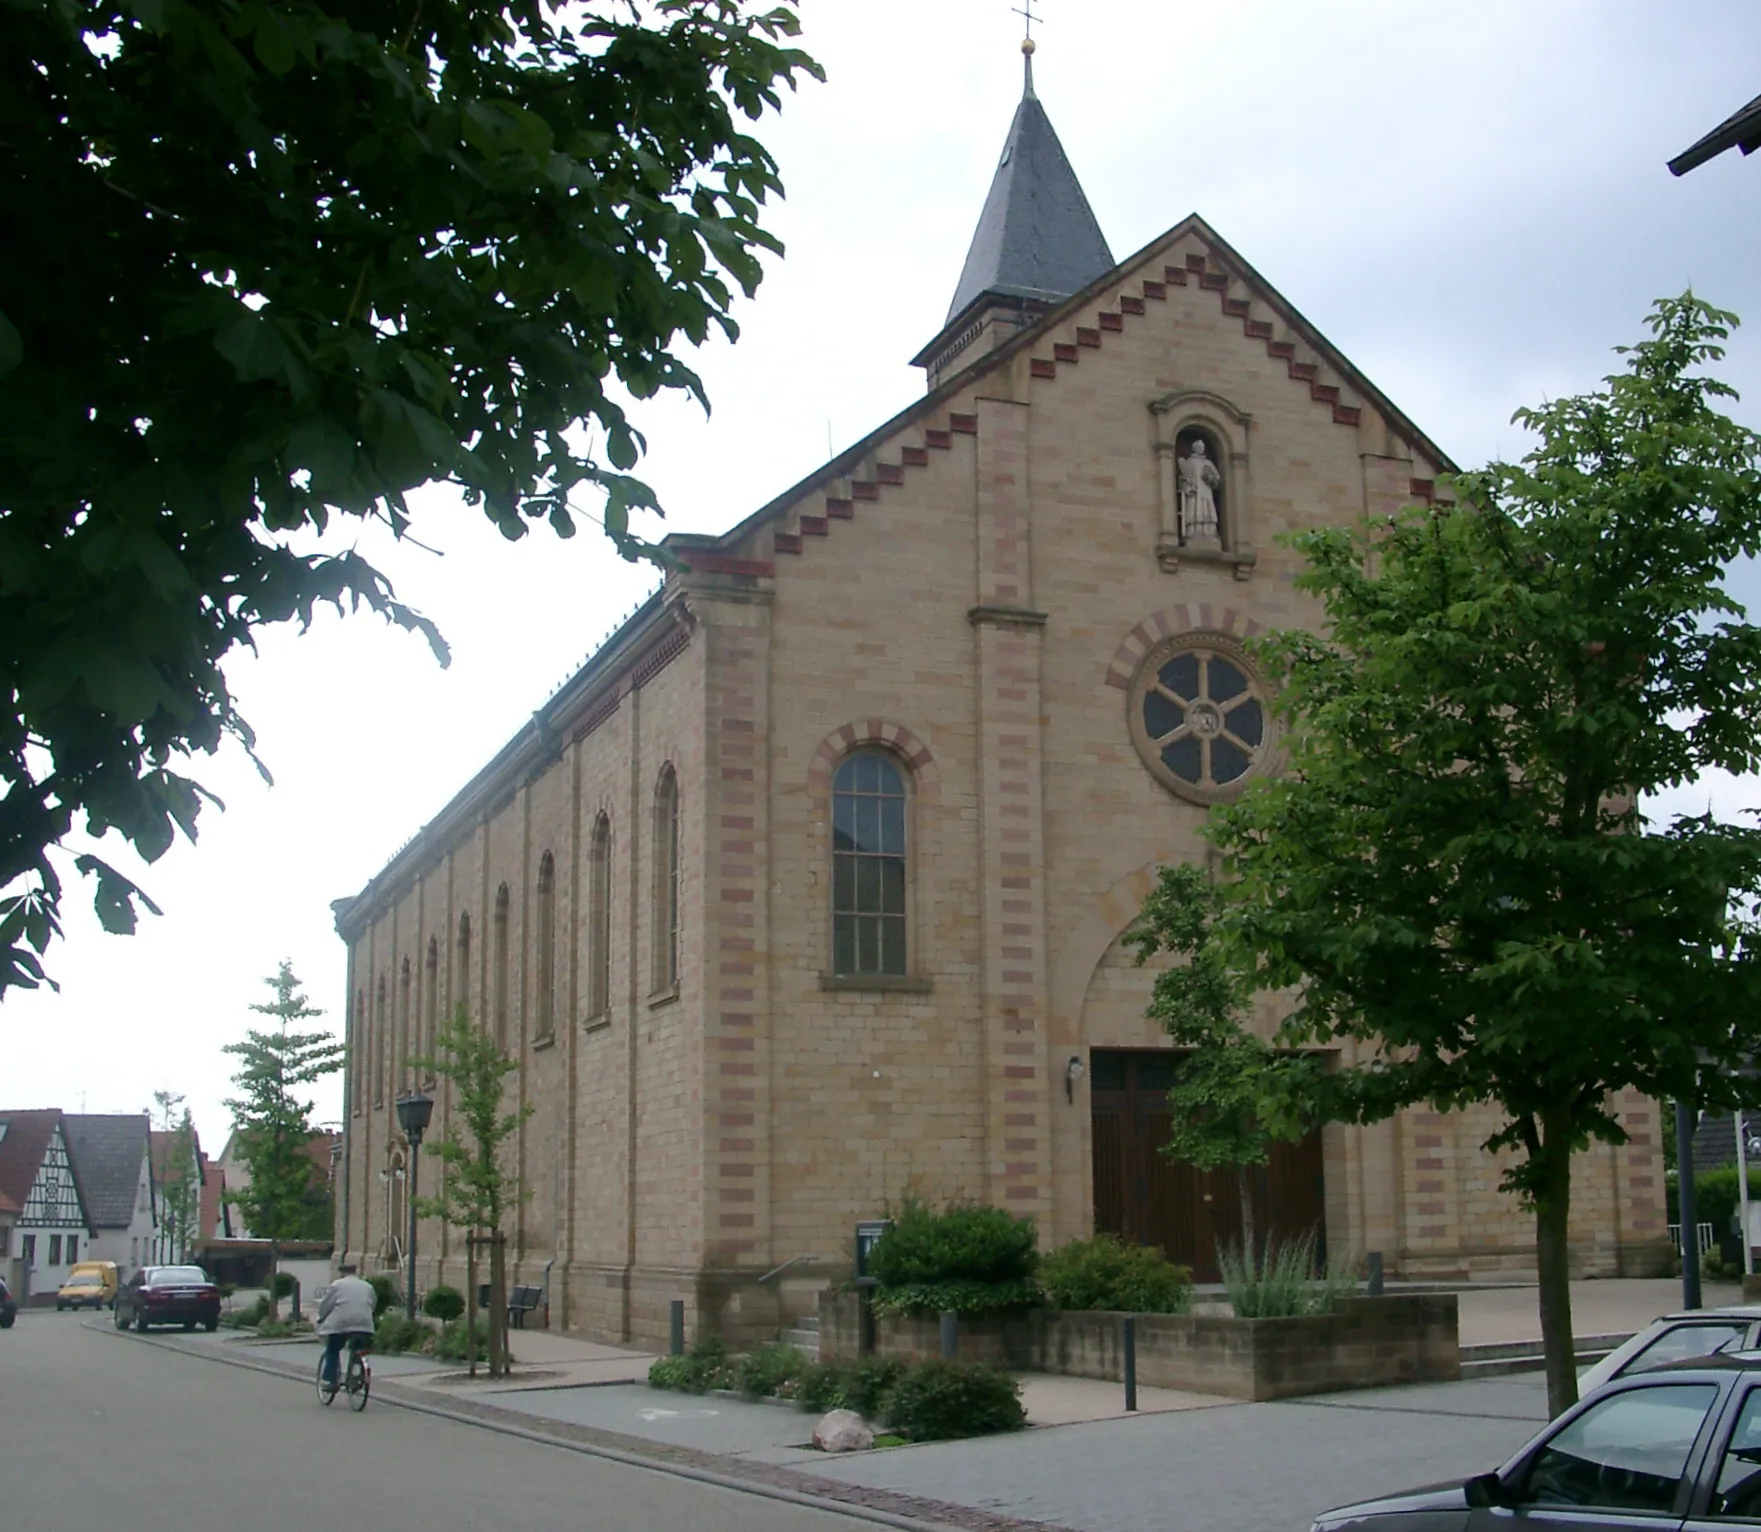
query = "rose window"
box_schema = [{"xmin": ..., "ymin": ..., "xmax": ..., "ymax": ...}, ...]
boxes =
[{"xmin": 1128, "ymin": 634, "xmax": 1272, "ymax": 802}]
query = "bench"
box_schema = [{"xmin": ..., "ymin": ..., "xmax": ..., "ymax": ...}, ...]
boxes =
[{"xmin": 508, "ymin": 1284, "xmax": 543, "ymax": 1328}]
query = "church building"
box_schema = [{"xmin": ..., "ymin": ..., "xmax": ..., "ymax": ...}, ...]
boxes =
[{"xmin": 334, "ymin": 49, "xmax": 1668, "ymax": 1345}]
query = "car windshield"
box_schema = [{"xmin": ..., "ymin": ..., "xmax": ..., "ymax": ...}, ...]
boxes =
[
  {"xmin": 65, "ymin": 1274, "xmax": 100, "ymax": 1287},
  {"xmin": 149, "ymin": 1266, "xmax": 209, "ymax": 1285}
]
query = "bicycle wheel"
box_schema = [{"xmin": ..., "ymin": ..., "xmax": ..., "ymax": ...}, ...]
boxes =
[
  {"xmin": 345, "ymin": 1348, "xmax": 370, "ymax": 1411},
  {"xmin": 316, "ymin": 1351, "xmax": 339, "ymax": 1406}
]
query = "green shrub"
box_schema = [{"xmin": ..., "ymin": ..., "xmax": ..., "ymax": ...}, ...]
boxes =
[
  {"xmin": 869, "ymin": 1197, "xmax": 1038, "ymax": 1288},
  {"xmin": 217, "ymin": 1283, "xmax": 236, "ymax": 1300},
  {"xmin": 737, "ymin": 1342, "xmax": 808, "ymax": 1399},
  {"xmin": 423, "ymin": 1284, "xmax": 465, "ymax": 1323},
  {"xmin": 881, "ymin": 1360, "xmax": 1025, "ymax": 1441},
  {"xmin": 646, "ymin": 1336, "xmax": 735, "ymax": 1394},
  {"xmin": 253, "ymin": 1318, "xmax": 312, "ymax": 1338},
  {"xmin": 228, "ymin": 1295, "xmax": 270, "ymax": 1328},
  {"xmin": 869, "ymin": 1278, "xmax": 1044, "ymax": 1318},
  {"xmin": 797, "ymin": 1356, "xmax": 910, "ymax": 1416},
  {"xmin": 366, "ymin": 1274, "xmax": 398, "ymax": 1317},
  {"xmin": 271, "ymin": 1271, "xmax": 296, "ymax": 1299},
  {"xmin": 433, "ymin": 1314, "xmax": 491, "ymax": 1361},
  {"xmin": 1218, "ymin": 1234, "xmax": 1356, "ymax": 1318},
  {"xmin": 374, "ymin": 1310, "xmax": 433, "ymax": 1354},
  {"xmin": 1037, "ymin": 1235, "xmax": 1193, "ymax": 1314},
  {"xmin": 1668, "ymin": 1167, "xmax": 1761, "ymax": 1239}
]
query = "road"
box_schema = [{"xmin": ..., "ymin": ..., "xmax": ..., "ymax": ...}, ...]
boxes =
[{"xmin": 0, "ymin": 1313, "xmax": 886, "ymax": 1532}]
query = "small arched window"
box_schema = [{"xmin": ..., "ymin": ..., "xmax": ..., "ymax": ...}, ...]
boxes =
[
  {"xmin": 424, "ymin": 937, "xmax": 439, "ymax": 1075},
  {"xmin": 352, "ymin": 989, "xmax": 366, "ymax": 1115},
  {"xmin": 651, "ymin": 766, "xmax": 680, "ymax": 994},
  {"xmin": 588, "ymin": 813, "xmax": 612, "ymax": 1019},
  {"xmin": 535, "ymin": 852, "xmax": 556, "ymax": 1041},
  {"xmin": 832, "ymin": 752, "xmax": 908, "ymax": 977},
  {"xmin": 492, "ymin": 883, "xmax": 511, "ymax": 1048},
  {"xmin": 398, "ymin": 958, "xmax": 413, "ymax": 1095},
  {"xmin": 454, "ymin": 911, "xmax": 472, "ymax": 1030},
  {"xmin": 373, "ymin": 975, "xmax": 388, "ymax": 1106}
]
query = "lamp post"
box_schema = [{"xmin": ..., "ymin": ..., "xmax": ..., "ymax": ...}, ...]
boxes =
[{"xmin": 394, "ymin": 1090, "xmax": 435, "ymax": 1320}]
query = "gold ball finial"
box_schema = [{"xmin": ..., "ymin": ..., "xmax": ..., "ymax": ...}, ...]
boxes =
[{"xmin": 1021, "ymin": 36, "xmax": 1036, "ymax": 55}]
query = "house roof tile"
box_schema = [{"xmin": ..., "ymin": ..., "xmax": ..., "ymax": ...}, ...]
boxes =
[{"xmin": 63, "ymin": 1114, "xmax": 151, "ymax": 1229}]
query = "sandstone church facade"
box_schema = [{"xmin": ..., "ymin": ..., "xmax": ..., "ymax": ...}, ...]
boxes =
[{"xmin": 334, "ymin": 59, "xmax": 1668, "ymax": 1344}]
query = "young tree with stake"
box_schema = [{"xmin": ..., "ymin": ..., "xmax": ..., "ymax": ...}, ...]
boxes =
[{"xmin": 1155, "ymin": 296, "xmax": 1761, "ymax": 1417}]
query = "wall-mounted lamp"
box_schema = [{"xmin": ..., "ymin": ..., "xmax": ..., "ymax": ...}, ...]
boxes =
[
  {"xmin": 1065, "ymin": 1055, "xmax": 1085, "ymax": 1104},
  {"xmin": 1368, "ymin": 1057, "xmax": 1388, "ymax": 1076}
]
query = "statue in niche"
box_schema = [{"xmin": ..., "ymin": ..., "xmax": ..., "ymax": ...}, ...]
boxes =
[{"xmin": 1177, "ymin": 433, "xmax": 1224, "ymax": 543}]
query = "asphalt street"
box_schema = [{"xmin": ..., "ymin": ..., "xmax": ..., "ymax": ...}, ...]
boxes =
[{"xmin": 0, "ymin": 1312, "xmax": 885, "ymax": 1532}]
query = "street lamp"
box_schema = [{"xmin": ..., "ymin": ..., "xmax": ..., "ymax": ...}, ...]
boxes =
[{"xmin": 395, "ymin": 1090, "xmax": 435, "ymax": 1320}]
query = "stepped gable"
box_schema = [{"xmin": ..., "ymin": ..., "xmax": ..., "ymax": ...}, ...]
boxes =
[{"xmin": 677, "ymin": 213, "xmax": 1458, "ymax": 572}]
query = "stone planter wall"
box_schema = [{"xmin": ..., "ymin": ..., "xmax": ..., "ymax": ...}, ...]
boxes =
[{"xmin": 818, "ymin": 1289, "xmax": 1459, "ymax": 1402}]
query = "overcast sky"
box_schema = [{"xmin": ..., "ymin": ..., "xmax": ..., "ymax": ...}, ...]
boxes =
[{"xmin": 12, "ymin": 0, "xmax": 1761, "ymax": 1154}]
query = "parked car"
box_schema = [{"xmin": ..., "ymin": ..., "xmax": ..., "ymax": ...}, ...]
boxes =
[
  {"xmin": 114, "ymin": 1264, "xmax": 220, "ymax": 1333},
  {"xmin": 0, "ymin": 1274, "xmax": 15, "ymax": 1328},
  {"xmin": 56, "ymin": 1260, "xmax": 119, "ymax": 1311},
  {"xmin": 1311, "ymin": 1354, "xmax": 1761, "ymax": 1530},
  {"xmin": 1576, "ymin": 1305, "xmax": 1761, "ymax": 1393}
]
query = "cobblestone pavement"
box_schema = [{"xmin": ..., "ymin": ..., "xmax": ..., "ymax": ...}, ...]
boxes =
[{"xmin": 797, "ymin": 1376, "xmax": 1551, "ymax": 1532}]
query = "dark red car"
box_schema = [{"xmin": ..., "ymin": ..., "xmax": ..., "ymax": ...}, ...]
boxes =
[
  {"xmin": 114, "ymin": 1264, "xmax": 220, "ymax": 1332},
  {"xmin": 0, "ymin": 1273, "xmax": 15, "ymax": 1328}
]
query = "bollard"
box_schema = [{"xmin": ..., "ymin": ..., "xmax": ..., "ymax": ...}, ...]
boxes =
[
  {"xmin": 290, "ymin": 1278, "xmax": 302, "ymax": 1324},
  {"xmin": 1366, "ymin": 1251, "xmax": 1384, "ymax": 1297},
  {"xmin": 1123, "ymin": 1316, "xmax": 1137, "ymax": 1413},
  {"xmin": 939, "ymin": 1309, "xmax": 958, "ymax": 1360},
  {"xmin": 669, "ymin": 1299, "xmax": 685, "ymax": 1358}
]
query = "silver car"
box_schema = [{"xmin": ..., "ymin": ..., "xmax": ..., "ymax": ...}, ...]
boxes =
[{"xmin": 1577, "ymin": 1305, "xmax": 1761, "ymax": 1393}]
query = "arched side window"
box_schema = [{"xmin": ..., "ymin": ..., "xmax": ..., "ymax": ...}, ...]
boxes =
[
  {"xmin": 454, "ymin": 911, "xmax": 472, "ymax": 1030},
  {"xmin": 398, "ymin": 958, "xmax": 413, "ymax": 1096},
  {"xmin": 588, "ymin": 814, "xmax": 612, "ymax": 1019},
  {"xmin": 832, "ymin": 752, "xmax": 908, "ymax": 977},
  {"xmin": 651, "ymin": 766, "xmax": 680, "ymax": 994},
  {"xmin": 535, "ymin": 852, "xmax": 556, "ymax": 1041},
  {"xmin": 352, "ymin": 989, "xmax": 366, "ymax": 1115},
  {"xmin": 373, "ymin": 975, "xmax": 388, "ymax": 1106},
  {"xmin": 492, "ymin": 883, "xmax": 511, "ymax": 1048},
  {"xmin": 423, "ymin": 937, "xmax": 439, "ymax": 1077}
]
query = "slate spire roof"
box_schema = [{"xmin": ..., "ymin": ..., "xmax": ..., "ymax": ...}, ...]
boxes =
[{"xmin": 943, "ymin": 48, "xmax": 1114, "ymax": 324}]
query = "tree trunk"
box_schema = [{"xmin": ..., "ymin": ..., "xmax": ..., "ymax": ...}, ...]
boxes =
[
  {"xmin": 1236, "ymin": 1164, "xmax": 1258, "ymax": 1267},
  {"xmin": 1533, "ymin": 1127, "xmax": 1578, "ymax": 1419},
  {"xmin": 266, "ymin": 1243, "xmax": 280, "ymax": 1324},
  {"xmin": 488, "ymin": 1232, "xmax": 507, "ymax": 1379},
  {"xmin": 466, "ymin": 1236, "xmax": 479, "ymax": 1378}
]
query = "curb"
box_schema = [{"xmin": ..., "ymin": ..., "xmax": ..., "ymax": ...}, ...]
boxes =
[{"xmin": 92, "ymin": 1320, "xmax": 1068, "ymax": 1532}]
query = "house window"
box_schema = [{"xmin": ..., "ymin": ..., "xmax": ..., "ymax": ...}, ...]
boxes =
[
  {"xmin": 535, "ymin": 852, "xmax": 556, "ymax": 1040},
  {"xmin": 455, "ymin": 911, "xmax": 472, "ymax": 1028},
  {"xmin": 65, "ymin": 1234, "xmax": 77, "ymax": 1264},
  {"xmin": 374, "ymin": 976, "xmax": 388, "ymax": 1105},
  {"xmin": 49, "ymin": 1234, "xmax": 61, "ymax": 1265},
  {"xmin": 399, "ymin": 957, "xmax": 413, "ymax": 1094},
  {"xmin": 651, "ymin": 766, "xmax": 680, "ymax": 994},
  {"xmin": 352, "ymin": 989, "xmax": 366, "ymax": 1115},
  {"xmin": 587, "ymin": 813, "xmax": 612, "ymax": 1018},
  {"xmin": 832, "ymin": 753, "xmax": 908, "ymax": 976},
  {"xmin": 22, "ymin": 1234, "xmax": 35, "ymax": 1265},
  {"xmin": 493, "ymin": 883, "xmax": 511, "ymax": 1048},
  {"xmin": 424, "ymin": 936, "xmax": 440, "ymax": 1075}
]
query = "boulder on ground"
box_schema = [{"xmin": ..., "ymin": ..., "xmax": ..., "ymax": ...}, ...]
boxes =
[{"xmin": 812, "ymin": 1408, "xmax": 874, "ymax": 1452}]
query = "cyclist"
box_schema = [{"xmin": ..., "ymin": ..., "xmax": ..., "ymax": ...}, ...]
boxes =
[{"xmin": 316, "ymin": 1264, "xmax": 376, "ymax": 1390}]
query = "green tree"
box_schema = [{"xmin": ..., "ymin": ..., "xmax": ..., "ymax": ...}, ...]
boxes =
[
  {"xmin": 0, "ymin": 2, "xmax": 820, "ymax": 996},
  {"xmin": 152, "ymin": 1089, "xmax": 200, "ymax": 1263},
  {"xmin": 224, "ymin": 961, "xmax": 343, "ymax": 1316},
  {"xmin": 415, "ymin": 1004, "xmax": 532, "ymax": 1376},
  {"xmin": 1127, "ymin": 863, "xmax": 1297, "ymax": 1261},
  {"xmin": 1165, "ymin": 295, "xmax": 1761, "ymax": 1417}
]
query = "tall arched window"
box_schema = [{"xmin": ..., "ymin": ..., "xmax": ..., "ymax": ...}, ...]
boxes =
[
  {"xmin": 535, "ymin": 852, "xmax": 556, "ymax": 1041},
  {"xmin": 374, "ymin": 976, "xmax": 388, "ymax": 1105},
  {"xmin": 454, "ymin": 911, "xmax": 472, "ymax": 1029},
  {"xmin": 424, "ymin": 936, "xmax": 439, "ymax": 1076},
  {"xmin": 352, "ymin": 989, "xmax": 366, "ymax": 1115},
  {"xmin": 587, "ymin": 813, "xmax": 612, "ymax": 1019},
  {"xmin": 493, "ymin": 883, "xmax": 511, "ymax": 1048},
  {"xmin": 398, "ymin": 958, "xmax": 413, "ymax": 1094},
  {"xmin": 832, "ymin": 752, "xmax": 908, "ymax": 977},
  {"xmin": 651, "ymin": 766, "xmax": 680, "ymax": 994}
]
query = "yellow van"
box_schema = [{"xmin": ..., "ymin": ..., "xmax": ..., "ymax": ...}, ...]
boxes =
[{"xmin": 57, "ymin": 1261, "xmax": 119, "ymax": 1312}]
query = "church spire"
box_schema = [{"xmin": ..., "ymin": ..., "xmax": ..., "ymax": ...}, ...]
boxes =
[{"xmin": 914, "ymin": 34, "xmax": 1115, "ymax": 384}]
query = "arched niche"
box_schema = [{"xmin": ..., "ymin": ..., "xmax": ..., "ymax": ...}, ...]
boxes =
[{"xmin": 1149, "ymin": 389, "xmax": 1256, "ymax": 578}]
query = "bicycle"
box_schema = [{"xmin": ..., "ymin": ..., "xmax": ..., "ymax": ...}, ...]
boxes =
[{"xmin": 316, "ymin": 1335, "xmax": 372, "ymax": 1411}]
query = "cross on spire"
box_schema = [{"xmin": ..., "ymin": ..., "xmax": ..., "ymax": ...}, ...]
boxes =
[{"xmin": 1013, "ymin": 1, "xmax": 1042, "ymax": 42}]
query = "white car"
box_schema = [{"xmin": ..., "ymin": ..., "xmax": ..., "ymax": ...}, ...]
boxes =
[{"xmin": 1577, "ymin": 1306, "xmax": 1761, "ymax": 1393}]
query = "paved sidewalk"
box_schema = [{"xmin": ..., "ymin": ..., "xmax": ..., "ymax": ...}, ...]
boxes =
[{"xmin": 1455, "ymin": 1276, "xmax": 1742, "ymax": 1347}]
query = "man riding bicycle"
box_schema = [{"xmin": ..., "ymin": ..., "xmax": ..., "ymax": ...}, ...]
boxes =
[{"xmin": 316, "ymin": 1264, "xmax": 377, "ymax": 1388}]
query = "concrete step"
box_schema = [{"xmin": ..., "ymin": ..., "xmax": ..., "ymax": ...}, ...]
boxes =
[
  {"xmin": 1459, "ymin": 1332, "xmax": 1630, "ymax": 1379},
  {"xmin": 778, "ymin": 1324, "xmax": 820, "ymax": 1361}
]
